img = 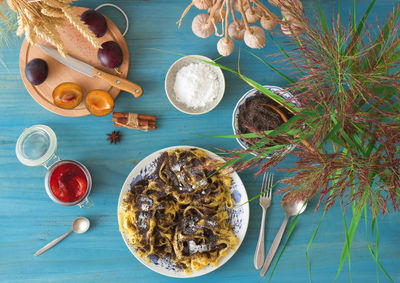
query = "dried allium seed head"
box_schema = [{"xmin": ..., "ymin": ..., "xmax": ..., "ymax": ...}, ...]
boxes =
[
  {"xmin": 209, "ymin": 6, "xmax": 226, "ymax": 23},
  {"xmin": 217, "ymin": 37, "xmax": 234, "ymax": 56},
  {"xmin": 228, "ymin": 20, "xmax": 245, "ymax": 41},
  {"xmin": 234, "ymin": 0, "xmax": 249, "ymax": 12},
  {"xmin": 192, "ymin": 13, "xmax": 214, "ymax": 38},
  {"xmin": 193, "ymin": 0, "xmax": 214, "ymax": 10},
  {"xmin": 245, "ymin": 6, "xmax": 262, "ymax": 24},
  {"xmin": 244, "ymin": 26, "xmax": 266, "ymax": 49},
  {"xmin": 260, "ymin": 15, "xmax": 278, "ymax": 30}
]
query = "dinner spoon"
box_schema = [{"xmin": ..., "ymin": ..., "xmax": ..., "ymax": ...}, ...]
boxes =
[
  {"xmin": 260, "ymin": 194, "xmax": 307, "ymax": 276},
  {"xmin": 34, "ymin": 217, "xmax": 90, "ymax": 256}
]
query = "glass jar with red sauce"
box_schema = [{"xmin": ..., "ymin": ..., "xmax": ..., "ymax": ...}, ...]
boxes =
[{"xmin": 16, "ymin": 125, "xmax": 93, "ymax": 208}]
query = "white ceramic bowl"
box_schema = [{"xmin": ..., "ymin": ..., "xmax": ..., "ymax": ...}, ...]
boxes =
[
  {"xmin": 232, "ymin": 85, "xmax": 299, "ymax": 157},
  {"xmin": 165, "ymin": 55, "xmax": 225, "ymax": 115}
]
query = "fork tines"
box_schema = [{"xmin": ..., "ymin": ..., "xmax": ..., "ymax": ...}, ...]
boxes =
[{"xmin": 261, "ymin": 172, "xmax": 274, "ymax": 198}]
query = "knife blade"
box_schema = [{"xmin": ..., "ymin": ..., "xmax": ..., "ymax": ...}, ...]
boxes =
[{"xmin": 39, "ymin": 44, "xmax": 143, "ymax": 98}]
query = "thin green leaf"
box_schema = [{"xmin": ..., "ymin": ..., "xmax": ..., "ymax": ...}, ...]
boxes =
[
  {"xmin": 239, "ymin": 76, "xmax": 300, "ymax": 112},
  {"xmin": 335, "ymin": 201, "xmax": 364, "ymax": 281},
  {"xmin": 329, "ymin": 134, "xmax": 346, "ymax": 148},
  {"xmin": 364, "ymin": 208, "xmax": 394, "ymax": 282},
  {"xmin": 352, "ymin": 0, "xmax": 356, "ymax": 32},
  {"xmin": 319, "ymin": 121, "xmax": 343, "ymax": 149},
  {"xmin": 341, "ymin": 131, "xmax": 364, "ymax": 155},
  {"xmin": 345, "ymin": 0, "xmax": 376, "ymax": 57},
  {"xmin": 306, "ymin": 211, "xmax": 326, "ymax": 282},
  {"xmin": 269, "ymin": 32, "xmax": 305, "ymax": 76},
  {"xmin": 355, "ymin": 0, "xmax": 376, "ymax": 38},
  {"xmin": 238, "ymin": 177, "xmax": 287, "ymax": 207},
  {"xmin": 246, "ymin": 50, "xmax": 295, "ymax": 83},
  {"xmin": 307, "ymin": 175, "xmax": 343, "ymax": 282},
  {"xmin": 338, "ymin": 209, "xmax": 352, "ymax": 282},
  {"xmin": 208, "ymin": 157, "xmax": 243, "ymax": 178},
  {"xmin": 365, "ymin": 140, "xmax": 377, "ymax": 157},
  {"xmin": 212, "ymin": 126, "xmax": 301, "ymax": 139},
  {"xmin": 316, "ymin": 1, "xmax": 329, "ymax": 32}
]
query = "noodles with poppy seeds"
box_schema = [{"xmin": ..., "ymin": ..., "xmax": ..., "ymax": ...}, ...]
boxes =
[{"xmin": 119, "ymin": 148, "xmax": 238, "ymax": 274}]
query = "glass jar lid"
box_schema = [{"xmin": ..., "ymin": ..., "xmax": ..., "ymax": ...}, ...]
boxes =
[{"xmin": 16, "ymin": 125, "xmax": 57, "ymax": 167}]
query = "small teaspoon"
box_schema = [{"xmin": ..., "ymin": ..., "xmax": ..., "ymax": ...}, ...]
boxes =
[{"xmin": 34, "ymin": 217, "xmax": 90, "ymax": 256}]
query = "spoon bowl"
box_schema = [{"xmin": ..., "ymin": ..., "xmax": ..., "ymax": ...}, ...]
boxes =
[
  {"xmin": 282, "ymin": 199, "xmax": 307, "ymax": 216},
  {"xmin": 72, "ymin": 217, "xmax": 90, "ymax": 233}
]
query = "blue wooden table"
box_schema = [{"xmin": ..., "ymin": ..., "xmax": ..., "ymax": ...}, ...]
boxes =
[{"xmin": 1, "ymin": 0, "xmax": 399, "ymax": 282}]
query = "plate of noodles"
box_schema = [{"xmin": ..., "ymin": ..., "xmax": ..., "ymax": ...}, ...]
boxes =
[{"xmin": 118, "ymin": 146, "xmax": 249, "ymax": 277}]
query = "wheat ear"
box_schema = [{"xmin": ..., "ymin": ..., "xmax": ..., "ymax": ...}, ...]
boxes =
[{"xmin": 62, "ymin": 5, "xmax": 101, "ymax": 49}]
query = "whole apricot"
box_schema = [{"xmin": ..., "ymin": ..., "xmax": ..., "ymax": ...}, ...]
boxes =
[
  {"xmin": 52, "ymin": 82, "xmax": 83, "ymax": 109},
  {"xmin": 85, "ymin": 90, "xmax": 114, "ymax": 116}
]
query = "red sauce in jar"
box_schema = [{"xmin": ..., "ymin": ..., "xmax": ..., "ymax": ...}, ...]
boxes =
[{"xmin": 49, "ymin": 163, "xmax": 88, "ymax": 203}]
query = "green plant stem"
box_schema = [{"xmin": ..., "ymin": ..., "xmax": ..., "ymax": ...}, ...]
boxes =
[
  {"xmin": 364, "ymin": 206, "xmax": 394, "ymax": 282},
  {"xmin": 335, "ymin": 197, "xmax": 365, "ymax": 282},
  {"xmin": 306, "ymin": 211, "xmax": 326, "ymax": 283}
]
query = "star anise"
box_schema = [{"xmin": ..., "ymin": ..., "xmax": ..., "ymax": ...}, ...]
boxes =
[{"xmin": 106, "ymin": 131, "xmax": 121, "ymax": 144}]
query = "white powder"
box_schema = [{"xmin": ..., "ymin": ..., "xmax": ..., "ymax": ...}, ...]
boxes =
[
  {"xmin": 141, "ymin": 203, "xmax": 150, "ymax": 211},
  {"xmin": 174, "ymin": 63, "xmax": 219, "ymax": 109},
  {"xmin": 171, "ymin": 163, "xmax": 181, "ymax": 172},
  {"xmin": 198, "ymin": 179, "xmax": 207, "ymax": 187},
  {"xmin": 188, "ymin": 240, "xmax": 210, "ymax": 254},
  {"xmin": 138, "ymin": 195, "xmax": 153, "ymax": 212},
  {"xmin": 178, "ymin": 185, "xmax": 194, "ymax": 192},
  {"xmin": 206, "ymin": 220, "xmax": 217, "ymax": 227},
  {"xmin": 137, "ymin": 212, "xmax": 148, "ymax": 229}
]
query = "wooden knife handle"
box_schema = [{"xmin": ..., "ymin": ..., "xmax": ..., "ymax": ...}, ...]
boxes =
[{"xmin": 93, "ymin": 68, "xmax": 143, "ymax": 98}]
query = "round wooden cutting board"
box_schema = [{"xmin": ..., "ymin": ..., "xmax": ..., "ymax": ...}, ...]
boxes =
[{"xmin": 19, "ymin": 6, "xmax": 130, "ymax": 117}]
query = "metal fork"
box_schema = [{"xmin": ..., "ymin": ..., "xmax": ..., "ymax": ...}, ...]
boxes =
[{"xmin": 254, "ymin": 172, "xmax": 274, "ymax": 269}]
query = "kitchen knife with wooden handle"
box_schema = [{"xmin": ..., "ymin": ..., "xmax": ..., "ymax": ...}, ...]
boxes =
[{"xmin": 39, "ymin": 44, "xmax": 143, "ymax": 98}]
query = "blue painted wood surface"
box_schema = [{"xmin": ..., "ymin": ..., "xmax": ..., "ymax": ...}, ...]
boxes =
[{"xmin": 0, "ymin": 0, "xmax": 399, "ymax": 282}]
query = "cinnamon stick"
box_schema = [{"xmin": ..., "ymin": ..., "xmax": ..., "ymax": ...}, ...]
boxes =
[{"xmin": 112, "ymin": 112, "xmax": 156, "ymax": 131}]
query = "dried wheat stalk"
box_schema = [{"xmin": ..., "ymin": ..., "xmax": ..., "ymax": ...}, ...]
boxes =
[{"xmin": 3, "ymin": 0, "xmax": 100, "ymax": 56}]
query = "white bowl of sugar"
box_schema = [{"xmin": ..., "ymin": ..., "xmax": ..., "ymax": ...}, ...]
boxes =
[{"xmin": 165, "ymin": 55, "xmax": 225, "ymax": 115}]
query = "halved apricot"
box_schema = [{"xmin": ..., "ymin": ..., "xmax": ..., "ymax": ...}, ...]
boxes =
[
  {"xmin": 85, "ymin": 90, "xmax": 114, "ymax": 116},
  {"xmin": 52, "ymin": 82, "xmax": 83, "ymax": 109}
]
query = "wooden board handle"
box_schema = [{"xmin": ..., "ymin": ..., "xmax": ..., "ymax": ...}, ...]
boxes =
[{"xmin": 93, "ymin": 68, "xmax": 143, "ymax": 98}]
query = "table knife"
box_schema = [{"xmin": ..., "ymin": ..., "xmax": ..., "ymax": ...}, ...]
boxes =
[{"xmin": 39, "ymin": 44, "xmax": 143, "ymax": 98}]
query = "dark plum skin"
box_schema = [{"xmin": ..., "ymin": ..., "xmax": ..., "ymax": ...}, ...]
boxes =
[
  {"xmin": 80, "ymin": 9, "xmax": 107, "ymax": 38},
  {"xmin": 25, "ymin": 58, "xmax": 48, "ymax": 85},
  {"xmin": 98, "ymin": 41, "xmax": 123, "ymax": 69}
]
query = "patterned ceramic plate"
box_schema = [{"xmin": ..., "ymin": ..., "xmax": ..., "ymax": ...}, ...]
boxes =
[{"xmin": 118, "ymin": 146, "xmax": 249, "ymax": 278}]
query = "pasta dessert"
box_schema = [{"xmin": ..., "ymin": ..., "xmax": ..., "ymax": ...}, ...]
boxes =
[{"xmin": 119, "ymin": 148, "xmax": 238, "ymax": 274}]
